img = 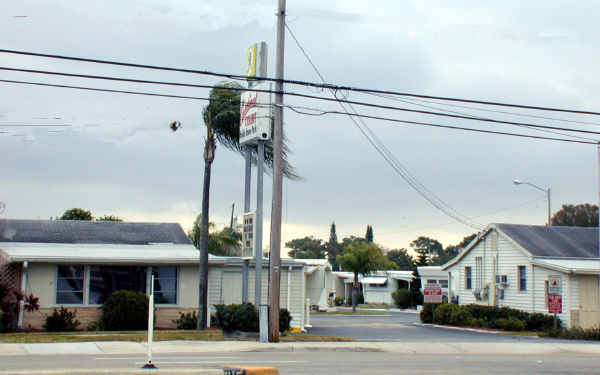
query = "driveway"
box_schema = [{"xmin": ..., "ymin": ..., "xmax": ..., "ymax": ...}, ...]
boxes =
[{"xmin": 308, "ymin": 310, "xmax": 546, "ymax": 342}]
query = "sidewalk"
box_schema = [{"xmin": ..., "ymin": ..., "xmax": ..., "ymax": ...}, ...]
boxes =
[{"xmin": 2, "ymin": 339, "xmax": 600, "ymax": 356}]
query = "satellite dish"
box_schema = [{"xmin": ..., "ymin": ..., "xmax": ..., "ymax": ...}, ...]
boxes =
[{"xmin": 0, "ymin": 202, "xmax": 5, "ymax": 215}]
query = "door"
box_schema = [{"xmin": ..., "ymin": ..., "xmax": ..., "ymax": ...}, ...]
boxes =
[{"xmin": 578, "ymin": 275, "xmax": 599, "ymax": 329}]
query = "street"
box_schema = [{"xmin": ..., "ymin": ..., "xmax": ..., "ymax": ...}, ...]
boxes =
[{"xmin": 2, "ymin": 311, "xmax": 600, "ymax": 374}]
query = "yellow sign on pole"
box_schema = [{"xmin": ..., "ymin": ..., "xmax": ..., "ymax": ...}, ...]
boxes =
[{"xmin": 245, "ymin": 42, "xmax": 268, "ymax": 80}]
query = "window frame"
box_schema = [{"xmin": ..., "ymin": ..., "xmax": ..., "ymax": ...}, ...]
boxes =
[
  {"xmin": 152, "ymin": 266, "xmax": 178, "ymax": 305},
  {"xmin": 465, "ymin": 266, "xmax": 472, "ymax": 290},
  {"xmin": 55, "ymin": 265, "xmax": 85, "ymax": 305},
  {"xmin": 88, "ymin": 265, "xmax": 148, "ymax": 306},
  {"xmin": 518, "ymin": 265, "xmax": 527, "ymax": 292}
]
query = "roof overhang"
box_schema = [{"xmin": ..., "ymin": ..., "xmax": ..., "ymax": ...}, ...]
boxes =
[{"xmin": 360, "ymin": 277, "xmax": 387, "ymax": 285}]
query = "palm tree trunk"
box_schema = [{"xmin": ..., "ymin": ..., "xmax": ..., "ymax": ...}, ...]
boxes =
[
  {"xmin": 198, "ymin": 128, "xmax": 215, "ymax": 330},
  {"xmin": 352, "ymin": 272, "xmax": 358, "ymax": 313}
]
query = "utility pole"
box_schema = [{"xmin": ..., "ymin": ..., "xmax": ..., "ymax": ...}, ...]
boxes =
[
  {"xmin": 269, "ymin": 0, "xmax": 286, "ymax": 343},
  {"xmin": 256, "ymin": 140, "xmax": 266, "ymax": 342},
  {"xmin": 229, "ymin": 202, "xmax": 235, "ymax": 230}
]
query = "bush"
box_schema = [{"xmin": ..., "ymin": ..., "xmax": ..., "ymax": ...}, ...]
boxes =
[
  {"xmin": 544, "ymin": 327, "xmax": 600, "ymax": 340},
  {"xmin": 461, "ymin": 304, "xmax": 560, "ymax": 331},
  {"xmin": 496, "ymin": 317, "xmax": 526, "ymax": 331},
  {"xmin": 173, "ymin": 311, "xmax": 198, "ymax": 330},
  {"xmin": 86, "ymin": 321, "xmax": 104, "ymax": 331},
  {"xmin": 526, "ymin": 312, "xmax": 556, "ymax": 331},
  {"xmin": 0, "ymin": 283, "xmax": 40, "ymax": 332},
  {"xmin": 333, "ymin": 297, "xmax": 344, "ymax": 306},
  {"xmin": 214, "ymin": 303, "xmax": 259, "ymax": 333},
  {"xmin": 470, "ymin": 318, "xmax": 488, "ymax": 328},
  {"xmin": 419, "ymin": 303, "xmax": 435, "ymax": 323},
  {"xmin": 356, "ymin": 292, "xmax": 364, "ymax": 305},
  {"xmin": 449, "ymin": 306, "xmax": 473, "ymax": 326},
  {"xmin": 279, "ymin": 308, "xmax": 292, "ymax": 333},
  {"xmin": 101, "ymin": 290, "xmax": 149, "ymax": 331},
  {"xmin": 433, "ymin": 303, "xmax": 459, "ymax": 325},
  {"xmin": 392, "ymin": 289, "xmax": 411, "ymax": 309},
  {"xmin": 43, "ymin": 307, "xmax": 80, "ymax": 332}
]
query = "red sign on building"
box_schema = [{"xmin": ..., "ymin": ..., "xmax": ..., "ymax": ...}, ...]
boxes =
[{"xmin": 548, "ymin": 294, "xmax": 562, "ymax": 314}]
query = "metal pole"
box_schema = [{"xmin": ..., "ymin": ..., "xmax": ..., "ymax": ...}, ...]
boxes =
[
  {"xmin": 230, "ymin": 202, "xmax": 235, "ymax": 230},
  {"xmin": 255, "ymin": 140, "xmax": 266, "ymax": 342},
  {"xmin": 143, "ymin": 274, "xmax": 156, "ymax": 369},
  {"xmin": 242, "ymin": 259, "xmax": 249, "ymax": 303},
  {"xmin": 547, "ymin": 188, "xmax": 551, "ymax": 226},
  {"xmin": 597, "ymin": 142, "xmax": 600, "ymax": 257},
  {"xmin": 268, "ymin": 0, "xmax": 286, "ymax": 344}
]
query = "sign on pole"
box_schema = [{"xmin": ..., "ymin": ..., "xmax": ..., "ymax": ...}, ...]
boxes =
[
  {"xmin": 239, "ymin": 81, "xmax": 272, "ymax": 145},
  {"xmin": 548, "ymin": 275, "xmax": 561, "ymax": 295},
  {"xmin": 242, "ymin": 212, "xmax": 255, "ymax": 257},
  {"xmin": 424, "ymin": 283, "xmax": 443, "ymax": 304},
  {"xmin": 548, "ymin": 294, "xmax": 562, "ymax": 314},
  {"xmin": 245, "ymin": 42, "xmax": 268, "ymax": 80}
]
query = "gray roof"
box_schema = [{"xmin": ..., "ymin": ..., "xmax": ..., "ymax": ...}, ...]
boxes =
[
  {"xmin": 496, "ymin": 223, "xmax": 599, "ymax": 258},
  {"xmin": 0, "ymin": 219, "xmax": 191, "ymax": 245}
]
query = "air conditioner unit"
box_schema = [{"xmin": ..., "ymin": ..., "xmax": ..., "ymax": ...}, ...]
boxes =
[
  {"xmin": 473, "ymin": 289, "xmax": 482, "ymax": 301},
  {"xmin": 496, "ymin": 275, "xmax": 509, "ymax": 287}
]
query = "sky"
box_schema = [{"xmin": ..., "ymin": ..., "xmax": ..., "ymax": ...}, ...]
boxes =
[{"xmin": 1, "ymin": 1, "xmax": 600, "ymax": 256}]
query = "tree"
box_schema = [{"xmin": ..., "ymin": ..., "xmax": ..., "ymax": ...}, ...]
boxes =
[
  {"xmin": 60, "ymin": 208, "xmax": 93, "ymax": 221},
  {"xmin": 337, "ymin": 242, "xmax": 390, "ymax": 312},
  {"xmin": 438, "ymin": 233, "xmax": 477, "ymax": 265},
  {"xmin": 326, "ymin": 222, "xmax": 342, "ymax": 271},
  {"xmin": 341, "ymin": 235, "xmax": 365, "ymax": 249},
  {"xmin": 188, "ymin": 82, "xmax": 299, "ymax": 330},
  {"xmin": 409, "ymin": 236, "xmax": 439, "ymax": 307},
  {"xmin": 188, "ymin": 214, "xmax": 242, "ymax": 256},
  {"xmin": 96, "ymin": 215, "xmax": 123, "ymax": 222},
  {"xmin": 551, "ymin": 204, "xmax": 598, "ymax": 227},
  {"xmin": 365, "ymin": 225, "xmax": 373, "ymax": 243},
  {"xmin": 286, "ymin": 236, "xmax": 326, "ymax": 259},
  {"xmin": 386, "ymin": 248, "xmax": 414, "ymax": 270}
]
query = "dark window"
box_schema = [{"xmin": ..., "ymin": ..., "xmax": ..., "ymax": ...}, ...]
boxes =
[
  {"xmin": 89, "ymin": 266, "xmax": 147, "ymax": 304},
  {"xmin": 439, "ymin": 280, "xmax": 449, "ymax": 288},
  {"xmin": 152, "ymin": 267, "xmax": 177, "ymax": 304},
  {"xmin": 465, "ymin": 267, "xmax": 472, "ymax": 290},
  {"xmin": 426, "ymin": 279, "xmax": 437, "ymax": 285},
  {"xmin": 56, "ymin": 265, "xmax": 84, "ymax": 304},
  {"xmin": 518, "ymin": 266, "xmax": 527, "ymax": 291}
]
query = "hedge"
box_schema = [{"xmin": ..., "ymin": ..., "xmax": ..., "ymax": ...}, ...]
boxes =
[
  {"xmin": 421, "ymin": 303, "xmax": 558, "ymax": 332},
  {"xmin": 214, "ymin": 303, "xmax": 292, "ymax": 334}
]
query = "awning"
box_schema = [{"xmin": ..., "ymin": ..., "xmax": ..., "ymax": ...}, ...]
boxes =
[{"xmin": 360, "ymin": 277, "xmax": 387, "ymax": 285}]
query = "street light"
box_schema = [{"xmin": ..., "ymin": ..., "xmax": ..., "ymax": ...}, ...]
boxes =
[{"xmin": 513, "ymin": 179, "xmax": 551, "ymax": 226}]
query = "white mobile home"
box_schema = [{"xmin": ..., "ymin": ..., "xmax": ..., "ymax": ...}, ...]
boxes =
[
  {"xmin": 333, "ymin": 271, "xmax": 414, "ymax": 305},
  {"xmin": 417, "ymin": 266, "xmax": 450, "ymax": 301},
  {"xmin": 443, "ymin": 223, "xmax": 600, "ymax": 329},
  {"xmin": 0, "ymin": 219, "xmax": 308, "ymax": 330}
]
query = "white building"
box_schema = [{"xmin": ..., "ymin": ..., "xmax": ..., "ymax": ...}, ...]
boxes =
[
  {"xmin": 442, "ymin": 223, "xmax": 600, "ymax": 329},
  {"xmin": 292, "ymin": 259, "xmax": 335, "ymax": 311},
  {"xmin": 0, "ymin": 219, "xmax": 308, "ymax": 330},
  {"xmin": 417, "ymin": 266, "xmax": 449, "ymax": 301},
  {"xmin": 333, "ymin": 270, "xmax": 414, "ymax": 305}
]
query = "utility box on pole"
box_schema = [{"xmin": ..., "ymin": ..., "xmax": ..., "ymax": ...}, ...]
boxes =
[{"xmin": 242, "ymin": 212, "xmax": 255, "ymax": 258}]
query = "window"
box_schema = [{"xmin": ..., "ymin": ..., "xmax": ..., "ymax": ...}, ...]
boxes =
[
  {"xmin": 439, "ymin": 280, "xmax": 449, "ymax": 288},
  {"xmin": 544, "ymin": 280, "xmax": 549, "ymax": 308},
  {"xmin": 475, "ymin": 257, "xmax": 483, "ymax": 289},
  {"xmin": 465, "ymin": 267, "xmax": 472, "ymax": 290},
  {"xmin": 426, "ymin": 279, "xmax": 437, "ymax": 285},
  {"xmin": 518, "ymin": 266, "xmax": 527, "ymax": 291},
  {"xmin": 89, "ymin": 266, "xmax": 147, "ymax": 304},
  {"xmin": 56, "ymin": 265, "xmax": 84, "ymax": 304},
  {"xmin": 152, "ymin": 267, "xmax": 178, "ymax": 304}
]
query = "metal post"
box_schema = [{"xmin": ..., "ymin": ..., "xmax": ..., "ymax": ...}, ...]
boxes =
[
  {"xmin": 547, "ymin": 188, "xmax": 551, "ymax": 226},
  {"xmin": 255, "ymin": 141, "xmax": 265, "ymax": 340},
  {"xmin": 242, "ymin": 259, "xmax": 249, "ymax": 303},
  {"xmin": 269, "ymin": 0, "xmax": 286, "ymax": 344},
  {"xmin": 597, "ymin": 143, "xmax": 600, "ymax": 257},
  {"xmin": 143, "ymin": 274, "xmax": 156, "ymax": 369}
]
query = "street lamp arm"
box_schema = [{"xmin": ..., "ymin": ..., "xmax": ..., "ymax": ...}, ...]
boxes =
[{"xmin": 521, "ymin": 181, "xmax": 548, "ymax": 194}]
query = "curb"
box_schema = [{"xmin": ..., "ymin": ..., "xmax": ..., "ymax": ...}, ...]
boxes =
[
  {"xmin": 414, "ymin": 322, "xmax": 541, "ymax": 338},
  {"xmin": 0, "ymin": 369, "xmax": 223, "ymax": 375},
  {"xmin": 224, "ymin": 367, "xmax": 279, "ymax": 375}
]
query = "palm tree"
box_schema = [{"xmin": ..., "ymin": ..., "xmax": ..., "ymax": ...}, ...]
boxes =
[{"xmin": 183, "ymin": 81, "xmax": 299, "ymax": 330}]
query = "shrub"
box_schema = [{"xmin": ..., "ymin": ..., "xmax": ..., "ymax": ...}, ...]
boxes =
[
  {"xmin": 214, "ymin": 303, "xmax": 259, "ymax": 333},
  {"xmin": 419, "ymin": 303, "xmax": 435, "ymax": 323},
  {"xmin": 392, "ymin": 289, "xmax": 411, "ymax": 309},
  {"xmin": 433, "ymin": 303, "xmax": 459, "ymax": 325},
  {"xmin": 43, "ymin": 307, "xmax": 80, "ymax": 332},
  {"xmin": 462, "ymin": 304, "xmax": 559, "ymax": 331},
  {"xmin": 0, "ymin": 283, "xmax": 40, "ymax": 332},
  {"xmin": 356, "ymin": 292, "xmax": 364, "ymax": 305},
  {"xmin": 470, "ymin": 318, "xmax": 488, "ymax": 328},
  {"xmin": 526, "ymin": 312, "xmax": 557, "ymax": 331},
  {"xmin": 86, "ymin": 321, "xmax": 104, "ymax": 331},
  {"xmin": 101, "ymin": 290, "xmax": 149, "ymax": 331},
  {"xmin": 496, "ymin": 317, "xmax": 526, "ymax": 331},
  {"xmin": 543, "ymin": 327, "xmax": 600, "ymax": 340},
  {"xmin": 333, "ymin": 297, "xmax": 344, "ymax": 306},
  {"xmin": 173, "ymin": 311, "xmax": 198, "ymax": 330},
  {"xmin": 449, "ymin": 306, "xmax": 473, "ymax": 326},
  {"xmin": 280, "ymin": 308, "xmax": 292, "ymax": 333}
]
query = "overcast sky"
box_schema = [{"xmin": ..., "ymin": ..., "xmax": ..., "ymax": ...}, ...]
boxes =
[{"xmin": 1, "ymin": 1, "xmax": 599, "ymax": 255}]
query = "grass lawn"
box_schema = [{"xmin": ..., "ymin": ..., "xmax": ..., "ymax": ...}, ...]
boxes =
[{"xmin": 0, "ymin": 330, "xmax": 354, "ymax": 343}]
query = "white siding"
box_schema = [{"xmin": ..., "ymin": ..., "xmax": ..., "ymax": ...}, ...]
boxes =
[
  {"xmin": 532, "ymin": 265, "xmax": 571, "ymax": 327},
  {"xmin": 495, "ymin": 235, "xmax": 531, "ymax": 312}
]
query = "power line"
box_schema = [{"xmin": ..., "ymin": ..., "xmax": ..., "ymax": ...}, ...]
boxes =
[
  {"xmin": 1, "ymin": 78, "xmax": 594, "ymax": 145},
  {"xmin": 0, "ymin": 124, "xmax": 71, "ymax": 127},
  {"xmin": 2, "ymin": 66, "xmax": 600, "ymax": 136},
  {"xmin": 285, "ymin": 23, "xmax": 484, "ymax": 230},
  {"xmin": 1, "ymin": 48, "xmax": 600, "ymax": 116}
]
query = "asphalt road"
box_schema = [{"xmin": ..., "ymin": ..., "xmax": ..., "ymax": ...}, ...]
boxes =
[
  {"xmin": 1, "ymin": 351, "xmax": 599, "ymax": 375},
  {"xmin": 308, "ymin": 311, "xmax": 542, "ymax": 342}
]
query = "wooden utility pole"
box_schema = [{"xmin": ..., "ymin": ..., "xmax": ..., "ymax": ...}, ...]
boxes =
[{"xmin": 269, "ymin": 0, "xmax": 286, "ymax": 343}]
